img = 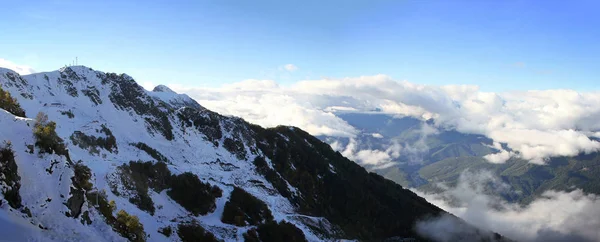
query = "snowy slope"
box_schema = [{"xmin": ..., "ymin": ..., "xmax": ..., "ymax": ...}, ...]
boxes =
[
  {"xmin": 0, "ymin": 66, "xmax": 339, "ymax": 241},
  {"xmin": 0, "ymin": 108, "xmax": 124, "ymax": 242}
]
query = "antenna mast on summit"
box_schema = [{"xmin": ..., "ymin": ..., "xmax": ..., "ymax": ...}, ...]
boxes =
[{"xmin": 76, "ymin": 57, "xmax": 78, "ymax": 66}]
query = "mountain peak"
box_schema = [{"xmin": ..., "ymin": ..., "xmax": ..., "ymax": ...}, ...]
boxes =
[
  {"xmin": 152, "ymin": 84, "xmax": 176, "ymax": 94},
  {"xmin": 59, "ymin": 65, "xmax": 92, "ymax": 72}
]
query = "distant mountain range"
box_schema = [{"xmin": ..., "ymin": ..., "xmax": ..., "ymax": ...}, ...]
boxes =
[{"xmin": 322, "ymin": 112, "xmax": 600, "ymax": 204}]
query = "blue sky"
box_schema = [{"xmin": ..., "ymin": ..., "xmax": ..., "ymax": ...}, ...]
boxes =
[{"xmin": 1, "ymin": 0, "xmax": 599, "ymax": 91}]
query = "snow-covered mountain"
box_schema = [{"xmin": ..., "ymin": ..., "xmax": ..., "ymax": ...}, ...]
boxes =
[{"xmin": 0, "ymin": 66, "xmax": 503, "ymax": 242}]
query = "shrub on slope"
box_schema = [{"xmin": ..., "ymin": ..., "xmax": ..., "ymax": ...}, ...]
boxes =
[
  {"xmin": 177, "ymin": 221, "xmax": 219, "ymax": 242},
  {"xmin": 221, "ymin": 186, "xmax": 273, "ymax": 226},
  {"xmin": 0, "ymin": 86, "xmax": 25, "ymax": 117},
  {"xmin": 33, "ymin": 112, "xmax": 67, "ymax": 156},
  {"xmin": 0, "ymin": 142, "xmax": 22, "ymax": 209},
  {"xmin": 167, "ymin": 172, "xmax": 222, "ymax": 216},
  {"xmin": 112, "ymin": 161, "xmax": 222, "ymax": 216},
  {"xmin": 243, "ymin": 221, "xmax": 307, "ymax": 242}
]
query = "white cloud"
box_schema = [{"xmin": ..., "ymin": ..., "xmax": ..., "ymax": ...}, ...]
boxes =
[
  {"xmin": 399, "ymin": 123, "xmax": 438, "ymax": 164},
  {"xmin": 329, "ymin": 138, "xmax": 402, "ymax": 169},
  {"xmin": 371, "ymin": 133, "xmax": 384, "ymax": 138},
  {"xmin": 483, "ymin": 142, "xmax": 514, "ymax": 164},
  {"xmin": 324, "ymin": 106, "xmax": 359, "ymax": 112},
  {"xmin": 168, "ymin": 74, "xmax": 600, "ymax": 164},
  {"xmin": 483, "ymin": 149, "xmax": 513, "ymax": 164},
  {"xmin": 0, "ymin": 59, "xmax": 35, "ymax": 75},
  {"xmin": 282, "ymin": 64, "xmax": 298, "ymax": 72},
  {"xmin": 171, "ymin": 82, "xmax": 358, "ymax": 137},
  {"xmin": 416, "ymin": 171, "xmax": 600, "ymax": 242}
]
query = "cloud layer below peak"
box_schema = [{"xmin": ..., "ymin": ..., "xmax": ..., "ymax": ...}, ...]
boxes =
[
  {"xmin": 416, "ymin": 170, "xmax": 600, "ymax": 242},
  {"xmin": 168, "ymin": 75, "xmax": 600, "ymax": 164}
]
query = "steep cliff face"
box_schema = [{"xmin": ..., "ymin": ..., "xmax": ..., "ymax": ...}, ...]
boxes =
[{"xmin": 0, "ymin": 66, "xmax": 500, "ymax": 241}]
